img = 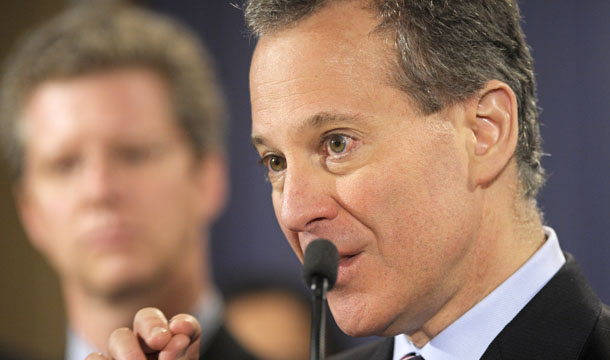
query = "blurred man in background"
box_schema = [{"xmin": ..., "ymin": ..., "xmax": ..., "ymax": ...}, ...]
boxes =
[{"xmin": 0, "ymin": 3, "xmax": 283, "ymax": 359}]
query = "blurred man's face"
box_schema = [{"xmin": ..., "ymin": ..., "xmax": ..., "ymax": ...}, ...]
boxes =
[
  {"xmin": 250, "ymin": 2, "xmax": 481, "ymax": 337},
  {"xmin": 18, "ymin": 68, "xmax": 213, "ymax": 298}
]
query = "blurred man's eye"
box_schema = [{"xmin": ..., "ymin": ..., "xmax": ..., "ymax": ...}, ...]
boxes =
[
  {"xmin": 119, "ymin": 145, "xmax": 161, "ymax": 165},
  {"xmin": 123, "ymin": 147, "xmax": 150, "ymax": 163},
  {"xmin": 45, "ymin": 155, "xmax": 80, "ymax": 176}
]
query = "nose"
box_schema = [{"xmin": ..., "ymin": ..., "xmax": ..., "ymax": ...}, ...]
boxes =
[
  {"xmin": 80, "ymin": 153, "xmax": 120, "ymax": 207},
  {"xmin": 276, "ymin": 158, "xmax": 338, "ymax": 234}
]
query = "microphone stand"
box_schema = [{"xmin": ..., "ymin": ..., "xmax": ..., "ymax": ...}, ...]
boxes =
[{"xmin": 310, "ymin": 275, "xmax": 329, "ymax": 360}]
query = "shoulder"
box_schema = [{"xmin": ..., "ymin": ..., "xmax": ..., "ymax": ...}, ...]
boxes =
[
  {"xmin": 483, "ymin": 255, "xmax": 609, "ymax": 359},
  {"xmin": 579, "ymin": 303, "xmax": 610, "ymax": 359},
  {"xmin": 329, "ymin": 338, "xmax": 393, "ymax": 360}
]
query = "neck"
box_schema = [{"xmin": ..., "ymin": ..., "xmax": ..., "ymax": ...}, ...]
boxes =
[
  {"xmin": 63, "ymin": 237, "xmax": 212, "ymax": 353},
  {"xmin": 409, "ymin": 176, "xmax": 545, "ymax": 347}
]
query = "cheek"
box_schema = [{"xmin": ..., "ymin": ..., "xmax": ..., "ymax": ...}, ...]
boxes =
[
  {"xmin": 28, "ymin": 186, "xmax": 77, "ymax": 242},
  {"xmin": 385, "ymin": 146, "xmax": 475, "ymax": 280},
  {"xmin": 23, "ymin": 193, "xmax": 80, "ymax": 275},
  {"xmin": 336, "ymin": 132, "xmax": 472, "ymax": 260}
]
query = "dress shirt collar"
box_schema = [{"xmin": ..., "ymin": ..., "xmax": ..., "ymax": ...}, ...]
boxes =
[
  {"xmin": 65, "ymin": 330, "xmax": 94, "ymax": 360},
  {"xmin": 393, "ymin": 226, "xmax": 565, "ymax": 360},
  {"xmin": 65, "ymin": 289, "xmax": 223, "ymax": 360}
]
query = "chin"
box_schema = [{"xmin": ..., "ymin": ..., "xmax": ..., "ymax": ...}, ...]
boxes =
[
  {"xmin": 334, "ymin": 313, "xmax": 390, "ymax": 338},
  {"xmin": 85, "ymin": 273, "xmax": 156, "ymax": 301},
  {"xmin": 80, "ymin": 260, "xmax": 158, "ymax": 299},
  {"xmin": 328, "ymin": 291, "xmax": 395, "ymax": 338},
  {"xmin": 334, "ymin": 310, "xmax": 409, "ymax": 338}
]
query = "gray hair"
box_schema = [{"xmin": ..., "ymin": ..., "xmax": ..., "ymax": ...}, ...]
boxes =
[
  {"xmin": 245, "ymin": 0, "xmax": 545, "ymax": 198},
  {"xmin": 0, "ymin": 3, "xmax": 226, "ymax": 180}
]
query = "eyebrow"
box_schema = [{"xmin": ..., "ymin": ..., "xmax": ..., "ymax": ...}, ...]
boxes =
[{"xmin": 251, "ymin": 111, "xmax": 364, "ymax": 148}]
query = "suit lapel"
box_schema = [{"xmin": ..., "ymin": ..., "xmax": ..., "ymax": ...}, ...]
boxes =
[{"xmin": 481, "ymin": 254, "xmax": 602, "ymax": 359}]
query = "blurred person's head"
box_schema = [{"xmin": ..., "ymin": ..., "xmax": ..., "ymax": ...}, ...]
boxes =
[{"xmin": 0, "ymin": 3, "xmax": 228, "ymax": 304}]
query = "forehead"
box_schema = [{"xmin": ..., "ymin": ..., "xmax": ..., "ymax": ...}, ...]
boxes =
[
  {"xmin": 26, "ymin": 67, "xmax": 169, "ymax": 110},
  {"xmin": 23, "ymin": 68, "xmax": 175, "ymax": 136},
  {"xmin": 249, "ymin": 1, "xmax": 400, "ymax": 137},
  {"xmin": 18, "ymin": 67, "xmax": 185, "ymax": 162}
]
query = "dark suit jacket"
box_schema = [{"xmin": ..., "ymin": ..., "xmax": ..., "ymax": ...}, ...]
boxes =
[
  {"xmin": 200, "ymin": 324, "xmax": 259, "ymax": 360},
  {"xmin": 329, "ymin": 254, "xmax": 610, "ymax": 359}
]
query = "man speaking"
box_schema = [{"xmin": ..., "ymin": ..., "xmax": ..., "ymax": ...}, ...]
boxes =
[{"xmin": 91, "ymin": 0, "xmax": 610, "ymax": 359}]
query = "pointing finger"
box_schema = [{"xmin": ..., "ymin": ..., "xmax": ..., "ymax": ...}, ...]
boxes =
[
  {"xmin": 133, "ymin": 307, "xmax": 171, "ymax": 352},
  {"xmin": 168, "ymin": 313, "xmax": 201, "ymax": 342}
]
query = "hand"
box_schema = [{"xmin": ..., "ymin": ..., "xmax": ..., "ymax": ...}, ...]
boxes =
[{"xmin": 85, "ymin": 307, "xmax": 201, "ymax": 360}]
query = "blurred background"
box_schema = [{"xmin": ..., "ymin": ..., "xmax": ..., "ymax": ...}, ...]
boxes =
[{"xmin": 0, "ymin": 1, "xmax": 608, "ymax": 358}]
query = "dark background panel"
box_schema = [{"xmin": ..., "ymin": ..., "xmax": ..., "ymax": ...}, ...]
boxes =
[{"xmin": 519, "ymin": 1, "xmax": 610, "ymax": 303}]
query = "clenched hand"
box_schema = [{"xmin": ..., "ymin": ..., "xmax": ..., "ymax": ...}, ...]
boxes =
[{"xmin": 85, "ymin": 307, "xmax": 201, "ymax": 360}]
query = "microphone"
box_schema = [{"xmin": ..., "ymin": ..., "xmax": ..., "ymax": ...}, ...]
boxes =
[{"xmin": 302, "ymin": 239, "xmax": 339, "ymax": 360}]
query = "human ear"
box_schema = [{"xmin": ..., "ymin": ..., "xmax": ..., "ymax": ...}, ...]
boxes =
[
  {"xmin": 467, "ymin": 80, "xmax": 519, "ymax": 188},
  {"xmin": 194, "ymin": 152, "xmax": 229, "ymax": 223}
]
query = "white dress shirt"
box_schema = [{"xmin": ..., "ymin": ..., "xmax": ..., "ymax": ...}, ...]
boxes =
[
  {"xmin": 393, "ymin": 226, "xmax": 566, "ymax": 360},
  {"xmin": 65, "ymin": 289, "xmax": 223, "ymax": 360}
]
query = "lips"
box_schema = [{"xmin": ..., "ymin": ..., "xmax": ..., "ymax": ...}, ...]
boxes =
[
  {"xmin": 81, "ymin": 222, "xmax": 136, "ymax": 253},
  {"xmin": 335, "ymin": 250, "xmax": 364, "ymax": 287},
  {"xmin": 300, "ymin": 237, "xmax": 360, "ymax": 258},
  {"xmin": 338, "ymin": 252, "xmax": 360, "ymax": 266}
]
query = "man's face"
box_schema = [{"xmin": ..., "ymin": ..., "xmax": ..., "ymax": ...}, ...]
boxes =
[
  {"xmin": 18, "ymin": 68, "xmax": 214, "ymax": 298},
  {"xmin": 250, "ymin": 3, "xmax": 482, "ymax": 336}
]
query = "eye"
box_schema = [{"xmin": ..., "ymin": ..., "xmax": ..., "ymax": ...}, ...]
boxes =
[
  {"xmin": 48, "ymin": 156, "xmax": 80, "ymax": 176},
  {"xmin": 327, "ymin": 134, "xmax": 347, "ymax": 153},
  {"xmin": 263, "ymin": 154, "xmax": 286, "ymax": 172},
  {"xmin": 120, "ymin": 145, "xmax": 155, "ymax": 164},
  {"xmin": 319, "ymin": 132, "xmax": 359, "ymax": 167}
]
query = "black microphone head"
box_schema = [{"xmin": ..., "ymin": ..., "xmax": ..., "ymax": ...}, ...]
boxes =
[{"xmin": 302, "ymin": 239, "xmax": 339, "ymax": 290}]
